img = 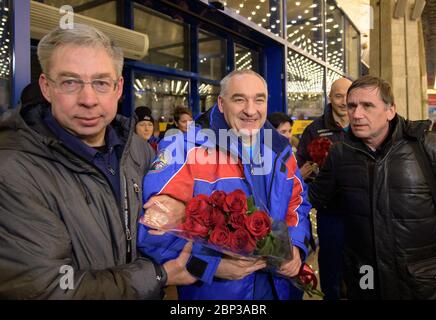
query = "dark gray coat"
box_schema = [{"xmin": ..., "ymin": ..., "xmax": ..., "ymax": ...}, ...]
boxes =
[
  {"xmin": 309, "ymin": 115, "xmax": 436, "ymax": 299},
  {"xmin": 0, "ymin": 102, "xmax": 161, "ymax": 299}
]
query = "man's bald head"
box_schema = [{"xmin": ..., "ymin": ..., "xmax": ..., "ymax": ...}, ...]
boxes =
[
  {"xmin": 330, "ymin": 78, "xmax": 352, "ymax": 97},
  {"xmin": 329, "ymin": 77, "xmax": 352, "ymax": 121}
]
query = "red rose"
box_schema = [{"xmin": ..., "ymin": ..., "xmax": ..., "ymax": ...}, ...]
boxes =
[
  {"xmin": 209, "ymin": 190, "xmax": 226, "ymax": 209},
  {"xmin": 244, "ymin": 210, "xmax": 271, "ymax": 240},
  {"xmin": 223, "ymin": 189, "xmax": 247, "ymax": 214},
  {"xmin": 228, "ymin": 228, "xmax": 256, "ymax": 254},
  {"xmin": 229, "ymin": 211, "xmax": 246, "ymax": 229},
  {"xmin": 186, "ymin": 194, "xmax": 212, "ymax": 226},
  {"xmin": 210, "ymin": 207, "xmax": 227, "ymax": 227},
  {"xmin": 298, "ymin": 263, "xmax": 318, "ymax": 290},
  {"xmin": 182, "ymin": 217, "xmax": 209, "ymax": 238},
  {"xmin": 307, "ymin": 137, "xmax": 333, "ymax": 166},
  {"xmin": 209, "ymin": 225, "xmax": 230, "ymax": 247}
]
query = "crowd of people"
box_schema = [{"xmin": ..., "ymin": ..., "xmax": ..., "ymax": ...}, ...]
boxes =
[{"xmin": 0, "ymin": 23, "xmax": 435, "ymax": 300}]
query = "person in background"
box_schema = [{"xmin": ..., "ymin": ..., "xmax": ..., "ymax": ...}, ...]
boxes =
[
  {"xmin": 267, "ymin": 112, "xmax": 299, "ymax": 153},
  {"xmin": 135, "ymin": 106, "xmax": 158, "ymax": 152},
  {"xmin": 296, "ymin": 78, "xmax": 352, "ymax": 181},
  {"xmin": 174, "ymin": 106, "xmax": 193, "ymax": 133},
  {"xmin": 296, "ymin": 77, "xmax": 352, "ymax": 300}
]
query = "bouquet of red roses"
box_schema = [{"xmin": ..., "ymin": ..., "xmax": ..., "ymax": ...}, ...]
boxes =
[
  {"xmin": 179, "ymin": 189, "xmax": 292, "ymax": 264},
  {"xmin": 140, "ymin": 189, "xmax": 292, "ymax": 265},
  {"xmin": 307, "ymin": 137, "xmax": 333, "ymax": 167},
  {"xmin": 140, "ymin": 189, "xmax": 323, "ymax": 298}
]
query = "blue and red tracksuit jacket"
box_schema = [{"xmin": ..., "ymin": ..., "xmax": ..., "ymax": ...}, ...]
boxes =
[{"xmin": 137, "ymin": 105, "xmax": 312, "ymax": 300}]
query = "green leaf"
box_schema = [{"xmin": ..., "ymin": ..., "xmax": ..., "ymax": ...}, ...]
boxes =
[
  {"xmin": 256, "ymin": 234, "xmax": 273, "ymax": 256},
  {"xmin": 247, "ymin": 196, "xmax": 256, "ymax": 215}
]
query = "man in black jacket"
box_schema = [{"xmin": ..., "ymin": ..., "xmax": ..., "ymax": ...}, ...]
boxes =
[
  {"xmin": 309, "ymin": 75, "xmax": 436, "ymax": 299},
  {"xmin": 0, "ymin": 23, "xmax": 195, "ymax": 299},
  {"xmin": 296, "ymin": 77, "xmax": 352, "ymax": 300}
]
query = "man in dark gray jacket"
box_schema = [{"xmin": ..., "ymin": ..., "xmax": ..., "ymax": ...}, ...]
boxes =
[{"xmin": 0, "ymin": 23, "xmax": 194, "ymax": 299}]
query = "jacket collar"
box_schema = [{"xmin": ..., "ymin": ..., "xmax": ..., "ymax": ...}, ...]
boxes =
[{"xmin": 0, "ymin": 102, "xmax": 135, "ymax": 173}]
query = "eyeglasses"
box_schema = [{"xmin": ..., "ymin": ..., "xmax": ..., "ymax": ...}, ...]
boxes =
[{"xmin": 45, "ymin": 75, "xmax": 119, "ymax": 94}]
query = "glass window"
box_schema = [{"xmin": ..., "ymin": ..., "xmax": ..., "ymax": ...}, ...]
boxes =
[
  {"xmin": 345, "ymin": 19, "xmax": 360, "ymax": 79},
  {"xmin": 133, "ymin": 73, "xmax": 189, "ymax": 123},
  {"xmin": 0, "ymin": 0, "xmax": 11, "ymax": 112},
  {"xmin": 287, "ymin": 50, "xmax": 324, "ymax": 118},
  {"xmin": 42, "ymin": 0, "xmax": 117, "ymax": 25},
  {"xmin": 235, "ymin": 43, "xmax": 259, "ymax": 71},
  {"xmin": 199, "ymin": 82, "xmax": 219, "ymax": 113},
  {"xmin": 199, "ymin": 30, "xmax": 225, "ymax": 80},
  {"xmin": 134, "ymin": 5, "xmax": 189, "ymax": 71},
  {"xmin": 325, "ymin": 0, "xmax": 344, "ymax": 71},
  {"xmin": 286, "ymin": 0, "xmax": 324, "ymax": 60},
  {"xmin": 224, "ymin": 0, "xmax": 283, "ymax": 37}
]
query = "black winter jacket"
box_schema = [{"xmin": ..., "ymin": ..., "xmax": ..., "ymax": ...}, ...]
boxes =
[
  {"xmin": 309, "ymin": 115, "xmax": 436, "ymax": 299},
  {"xmin": 0, "ymin": 102, "xmax": 162, "ymax": 299}
]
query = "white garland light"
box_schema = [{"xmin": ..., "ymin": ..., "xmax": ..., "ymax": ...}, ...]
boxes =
[{"xmin": 0, "ymin": 1, "xmax": 10, "ymax": 78}]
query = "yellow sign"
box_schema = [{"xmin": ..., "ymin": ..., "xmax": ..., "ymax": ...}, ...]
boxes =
[
  {"xmin": 292, "ymin": 120, "xmax": 313, "ymax": 135},
  {"xmin": 159, "ymin": 122, "xmax": 168, "ymax": 132}
]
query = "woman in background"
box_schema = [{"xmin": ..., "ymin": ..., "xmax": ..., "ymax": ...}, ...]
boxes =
[
  {"xmin": 174, "ymin": 106, "xmax": 193, "ymax": 133},
  {"xmin": 267, "ymin": 112, "xmax": 299, "ymax": 152},
  {"xmin": 135, "ymin": 106, "xmax": 158, "ymax": 152}
]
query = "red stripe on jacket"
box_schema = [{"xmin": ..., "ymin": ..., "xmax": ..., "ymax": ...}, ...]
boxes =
[
  {"xmin": 285, "ymin": 155, "xmax": 303, "ymax": 227},
  {"xmin": 159, "ymin": 147, "xmax": 243, "ymax": 203}
]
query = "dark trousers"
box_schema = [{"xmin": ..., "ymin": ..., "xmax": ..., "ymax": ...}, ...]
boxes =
[{"xmin": 317, "ymin": 213, "xmax": 345, "ymax": 300}]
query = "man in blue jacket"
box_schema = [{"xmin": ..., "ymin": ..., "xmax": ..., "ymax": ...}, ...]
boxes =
[{"xmin": 138, "ymin": 70, "xmax": 312, "ymax": 300}]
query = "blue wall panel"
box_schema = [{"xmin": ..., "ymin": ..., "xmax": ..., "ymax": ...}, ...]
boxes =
[
  {"xmin": 264, "ymin": 45, "xmax": 285, "ymax": 114},
  {"xmin": 11, "ymin": 0, "xmax": 30, "ymax": 107}
]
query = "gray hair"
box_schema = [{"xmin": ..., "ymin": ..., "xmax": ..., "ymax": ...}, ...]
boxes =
[
  {"xmin": 219, "ymin": 69, "xmax": 268, "ymax": 97},
  {"xmin": 37, "ymin": 23, "xmax": 124, "ymax": 77}
]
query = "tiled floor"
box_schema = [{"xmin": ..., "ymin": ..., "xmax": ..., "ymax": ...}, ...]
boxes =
[{"xmin": 304, "ymin": 209, "xmax": 323, "ymax": 300}]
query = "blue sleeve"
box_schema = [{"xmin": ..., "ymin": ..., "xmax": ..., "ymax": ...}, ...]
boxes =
[{"xmin": 139, "ymin": 133, "xmax": 222, "ymax": 284}]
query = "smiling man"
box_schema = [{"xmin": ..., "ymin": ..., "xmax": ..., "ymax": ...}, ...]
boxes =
[
  {"xmin": 309, "ymin": 75, "xmax": 436, "ymax": 299},
  {"xmin": 0, "ymin": 24, "xmax": 195, "ymax": 299},
  {"xmin": 217, "ymin": 71, "xmax": 268, "ymax": 141},
  {"xmin": 138, "ymin": 70, "xmax": 312, "ymax": 300}
]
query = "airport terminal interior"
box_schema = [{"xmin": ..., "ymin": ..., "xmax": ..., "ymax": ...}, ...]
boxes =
[{"xmin": 0, "ymin": 0, "xmax": 435, "ymax": 300}]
